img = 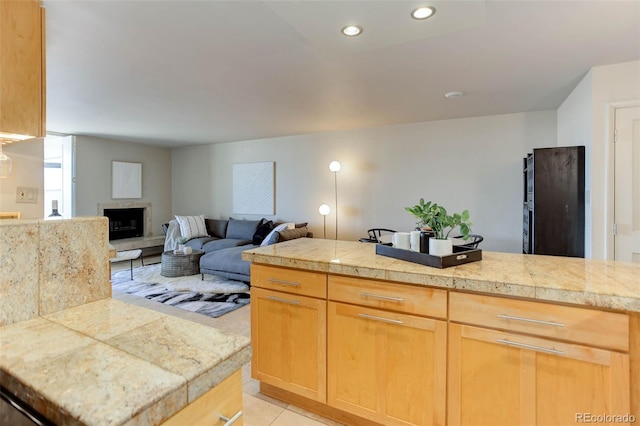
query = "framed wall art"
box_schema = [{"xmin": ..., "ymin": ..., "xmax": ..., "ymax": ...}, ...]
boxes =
[
  {"xmin": 232, "ymin": 161, "xmax": 275, "ymax": 215},
  {"xmin": 112, "ymin": 161, "xmax": 142, "ymax": 199}
]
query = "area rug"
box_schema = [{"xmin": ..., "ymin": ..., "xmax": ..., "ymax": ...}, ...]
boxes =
[{"xmin": 111, "ymin": 264, "xmax": 250, "ymax": 318}]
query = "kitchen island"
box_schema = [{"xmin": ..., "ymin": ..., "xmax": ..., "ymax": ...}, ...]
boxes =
[{"xmin": 243, "ymin": 238, "xmax": 639, "ymax": 426}]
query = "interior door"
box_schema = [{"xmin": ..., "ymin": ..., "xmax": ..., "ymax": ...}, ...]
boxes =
[{"xmin": 614, "ymin": 106, "xmax": 640, "ymax": 262}]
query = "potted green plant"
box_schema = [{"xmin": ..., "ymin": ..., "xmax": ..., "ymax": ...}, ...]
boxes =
[
  {"xmin": 176, "ymin": 236, "xmax": 188, "ymax": 252},
  {"xmin": 404, "ymin": 199, "xmax": 473, "ymax": 256}
]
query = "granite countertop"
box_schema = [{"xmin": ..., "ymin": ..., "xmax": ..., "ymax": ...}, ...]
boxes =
[
  {"xmin": 242, "ymin": 238, "xmax": 640, "ymax": 313},
  {"xmin": 0, "ymin": 299, "xmax": 251, "ymax": 426}
]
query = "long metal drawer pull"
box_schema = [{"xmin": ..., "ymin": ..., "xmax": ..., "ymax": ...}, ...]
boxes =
[
  {"xmin": 497, "ymin": 314, "xmax": 565, "ymax": 327},
  {"xmin": 266, "ymin": 295, "xmax": 300, "ymax": 305},
  {"xmin": 220, "ymin": 410, "xmax": 243, "ymax": 425},
  {"xmin": 358, "ymin": 292, "xmax": 404, "ymax": 302},
  {"xmin": 358, "ymin": 313, "xmax": 404, "ymax": 325},
  {"xmin": 497, "ymin": 339, "xmax": 564, "ymax": 355},
  {"xmin": 267, "ymin": 278, "xmax": 301, "ymax": 287}
]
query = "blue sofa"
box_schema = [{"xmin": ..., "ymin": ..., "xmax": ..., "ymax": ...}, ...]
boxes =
[{"xmin": 169, "ymin": 218, "xmax": 310, "ymax": 282}]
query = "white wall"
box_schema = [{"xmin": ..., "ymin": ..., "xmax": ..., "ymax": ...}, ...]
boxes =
[
  {"xmin": 558, "ymin": 60, "xmax": 640, "ymax": 259},
  {"xmin": 0, "ymin": 139, "xmax": 45, "ymax": 218},
  {"xmin": 75, "ymin": 136, "xmax": 172, "ymax": 236},
  {"xmin": 173, "ymin": 110, "xmax": 557, "ymax": 253},
  {"xmin": 557, "ymin": 70, "xmax": 593, "ymax": 257}
]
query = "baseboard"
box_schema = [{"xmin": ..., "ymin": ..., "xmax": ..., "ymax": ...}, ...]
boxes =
[{"xmin": 259, "ymin": 383, "xmax": 382, "ymax": 426}]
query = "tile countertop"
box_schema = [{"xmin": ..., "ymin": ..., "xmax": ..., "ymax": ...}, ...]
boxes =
[
  {"xmin": 0, "ymin": 299, "xmax": 251, "ymax": 426},
  {"xmin": 242, "ymin": 238, "xmax": 640, "ymax": 313}
]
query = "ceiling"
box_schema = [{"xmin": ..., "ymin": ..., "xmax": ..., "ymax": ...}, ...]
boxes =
[{"xmin": 43, "ymin": 1, "xmax": 640, "ymax": 148}]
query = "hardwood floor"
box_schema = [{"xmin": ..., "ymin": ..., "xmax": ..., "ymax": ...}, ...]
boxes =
[{"xmin": 111, "ymin": 256, "xmax": 343, "ymax": 426}]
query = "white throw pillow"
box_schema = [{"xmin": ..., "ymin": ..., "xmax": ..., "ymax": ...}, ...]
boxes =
[
  {"xmin": 260, "ymin": 223, "xmax": 292, "ymax": 247},
  {"xmin": 175, "ymin": 214, "xmax": 209, "ymax": 240}
]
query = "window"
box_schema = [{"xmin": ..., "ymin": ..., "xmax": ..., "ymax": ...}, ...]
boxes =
[{"xmin": 44, "ymin": 135, "xmax": 75, "ymax": 217}]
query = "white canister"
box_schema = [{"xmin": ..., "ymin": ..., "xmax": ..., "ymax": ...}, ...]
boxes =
[
  {"xmin": 392, "ymin": 232, "xmax": 411, "ymax": 250},
  {"xmin": 410, "ymin": 230, "xmax": 422, "ymax": 252},
  {"xmin": 429, "ymin": 238, "xmax": 453, "ymax": 256},
  {"xmin": 183, "ymin": 246, "xmax": 193, "ymax": 255}
]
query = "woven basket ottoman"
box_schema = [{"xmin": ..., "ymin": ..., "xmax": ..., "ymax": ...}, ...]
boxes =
[{"xmin": 161, "ymin": 249, "xmax": 205, "ymax": 277}]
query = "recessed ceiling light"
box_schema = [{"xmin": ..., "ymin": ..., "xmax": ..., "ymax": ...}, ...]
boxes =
[
  {"xmin": 445, "ymin": 91, "xmax": 465, "ymax": 99},
  {"xmin": 411, "ymin": 6, "xmax": 436, "ymax": 20},
  {"xmin": 341, "ymin": 25, "xmax": 363, "ymax": 37}
]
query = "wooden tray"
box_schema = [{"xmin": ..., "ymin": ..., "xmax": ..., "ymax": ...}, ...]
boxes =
[{"xmin": 375, "ymin": 244, "xmax": 482, "ymax": 268}]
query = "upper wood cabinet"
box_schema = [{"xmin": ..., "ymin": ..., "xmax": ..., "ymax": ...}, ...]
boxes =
[{"xmin": 0, "ymin": 0, "xmax": 46, "ymax": 139}]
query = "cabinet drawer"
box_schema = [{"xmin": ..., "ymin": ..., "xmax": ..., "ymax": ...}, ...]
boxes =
[
  {"xmin": 252, "ymin": 264, "xmax": 327, "ymax": 298},
  {"xmin": 450, "ymin": 292, "xmax": 629, "ymax": 351},
  {"xmin": 328, "ymin": 275, "xmax": 447, "ymax": 319},
  {"xmin": 162, "ymin": 370, "xmax": 243, "ymax": 426}
]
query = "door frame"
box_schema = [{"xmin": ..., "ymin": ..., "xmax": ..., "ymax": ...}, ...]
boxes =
[{"xmin": 604, "ymin": 99, "xmax": 640, "ymax": 260}]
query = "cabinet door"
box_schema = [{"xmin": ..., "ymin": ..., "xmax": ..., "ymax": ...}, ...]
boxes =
[
  {"xmin": 162, "ymin": 370, "xmax": 243, "ymax": 426},
  {"xmin": 328, "ymin": 302, "xmax": 447, "ymax": 426},
  {"xmin": 448, "ymin": 324, "xmax": 630, "ymax": 426},
  {"xmin": 251, "ymin": 287, "xmax": 326, "ymax": 402},
  {"xmin": 0, "ymin": 0, "xmax": 45, "ymax": 138}
]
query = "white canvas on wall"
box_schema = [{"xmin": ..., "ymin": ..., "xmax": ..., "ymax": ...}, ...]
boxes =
[
  {"xmin": 112, "ymin": 161, "xmax": 142, "ymax": 199},
  {"xmin": 233, "ymin": 162, "xmax": 275, "ymax": 215}
]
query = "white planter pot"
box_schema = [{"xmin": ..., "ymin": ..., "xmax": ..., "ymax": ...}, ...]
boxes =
[{"xmin": 429, "ymin": 238, "xmax": 453, "ymax": 256}]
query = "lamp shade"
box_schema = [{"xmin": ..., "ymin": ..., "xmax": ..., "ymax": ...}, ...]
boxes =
[
  {"xmin": 0, "ymin": 145, "xmax": 12, "ymax": 179},
  {"xmin": 318, "ymin": 204, "xmax": 331, "ymax": 216},
  {"xmin": 329, "ymin": 161, "xmax": 341, "ymax": 172}
]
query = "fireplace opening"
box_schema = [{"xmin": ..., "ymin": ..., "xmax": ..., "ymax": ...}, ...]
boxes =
[{"xmin": 104, "ymin": 208, "xmax": 144, "ymax": 240}]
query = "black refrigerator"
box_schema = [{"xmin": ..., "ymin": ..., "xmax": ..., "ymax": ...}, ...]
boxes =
[{"xmin": 523, "ymin": 146, "xmax": 585, "ymax": 257}]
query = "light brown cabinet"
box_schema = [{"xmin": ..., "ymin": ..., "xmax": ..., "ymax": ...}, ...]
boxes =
[
  {"xmin": 328, "ymin": 301, "xmax": 447, "ymax": 426},
  {"xmin": 449, "ymin": 292, "xmax": 629, "ymax": 351},
  {"xmin": 0, "ymin": 0, "xmax": 46, "ymax": 139},
  {"xmin": 327, "ymin": 274, "xmax": 447, "ymax": 319},
  {"xmin": 251, "ymin": 265, "xmax": 327, "ymax": 402},
  {"xmin": 448, "ymin": 292, "xmax": 630, "ymax": 426},
  {"xmin": 250, "ymin": 264, "xmax": 632, "ymax": 426},
  {"xmin": 162, "ymin": 370, "xmax": 243, "ymax": 426},
  {"xmin": 448, "ymin": 324, "xmax": 630, "ymax": 426},
  {"xmin": 327, "ymin": 274, "xmax": 448, "ymax": 425}
]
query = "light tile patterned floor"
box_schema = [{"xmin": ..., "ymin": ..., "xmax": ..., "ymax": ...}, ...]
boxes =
[{"xmin": 111, "ymin": 255, "xmax": 343, "ymax": 426}]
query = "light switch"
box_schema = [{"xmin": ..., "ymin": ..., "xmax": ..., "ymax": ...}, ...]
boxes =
[{"xmin": 16, "ymin": 187, "xmax": 38, "ymax": 203}]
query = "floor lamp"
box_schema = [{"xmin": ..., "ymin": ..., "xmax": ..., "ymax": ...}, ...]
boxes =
[
  {"xmin": 318, "ymin": 204, "xmax": 330, "ymax": 239},
  {"xmin": 329, "ymin": 161, "xmax": 341, "ymax": 240}
]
